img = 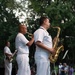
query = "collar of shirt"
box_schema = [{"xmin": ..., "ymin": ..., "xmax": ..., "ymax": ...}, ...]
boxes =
[
  {"xmin": 40, "ymin": 26, "xmax": 47, "ymax": 32},
  {"xmin": 40, "ymin": 26, "xmax": 49, "ymax": 35},
  {"xmin": 18, "ymin": 32, "xmax": 23, "ymax": 35}
]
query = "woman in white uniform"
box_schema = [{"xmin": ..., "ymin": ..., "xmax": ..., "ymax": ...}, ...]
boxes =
[
  {"xmin": 15, "ymin": 24, "xmax": 34, "ymax": 75},
  {"xmin": 34, "ymin": 16, "xmax": 55, "ymax": 75},
  {"xmin": 4, "ymin": 41, "xmax": 12, "ymax": 75}
]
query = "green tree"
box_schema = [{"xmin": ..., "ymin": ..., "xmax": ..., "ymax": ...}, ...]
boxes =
[
  {"xmin": 0, "ymin": 0, "xmax": 20, "ymax": 67},
  {"xmin": 28, "ymin": 0, "xmax": 75, "ymax": 63}
]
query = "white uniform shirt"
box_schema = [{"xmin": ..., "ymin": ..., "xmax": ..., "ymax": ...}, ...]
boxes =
[
  {"xmin": 59, "ymin": 64, "xmax": 63, "ymax": 74},
  {"xmin": 59, "ymin": 65, "xmax": 63, "ymax": 69},
  {"xmin": 15, "ymin": 33, "xmax": 29, "ymax": 55},
  {"xmin": 4, "ymin": 46, "xmax": 12, "ymax": 59},
  {"xmin": 34, "ymin": 26, "xmax": 53, "ymax": 59}
]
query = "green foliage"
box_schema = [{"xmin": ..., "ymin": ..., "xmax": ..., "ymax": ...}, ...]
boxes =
[
  {"xmin": 0, "ymin": 0, "xmax": 75, "ymax": 66},
  {"xmin": 0, "ymin": 0, "xmax": 20, "ymax": 67},
  {"xmin": 0, "ymin": 4, "xmax": 19, "ymax": 49},
  {"xmin": 29, "ymin": 0, "xmax": 75, "ymax": 62}
]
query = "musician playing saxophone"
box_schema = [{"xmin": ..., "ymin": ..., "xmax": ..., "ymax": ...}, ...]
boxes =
[
  {"xmin": 15, "ymin": 24, "xmax": 34, "ymax": 75},
  {"xmin": 34, "ymin": 16, "xmax": 55, "ymax": 75},
  {"xmin": 4, "ymin": 41, "xmax": 12, "ymax": 75}
]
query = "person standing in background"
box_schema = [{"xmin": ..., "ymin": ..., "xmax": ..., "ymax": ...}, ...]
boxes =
[
  {"xmin": 61, "ymin": 63, "xmax": 68, "ymax": 75},
  {"xmin": 59, "ymin": 63, "xmax": 63, "ymax": 75},
  {"xmin": 68, "ymin": 66, "xmax": 74, "ymax": 75},
  {"xmin": 4, "ymin": 41, "xmax": 12, "ymax": 75}
]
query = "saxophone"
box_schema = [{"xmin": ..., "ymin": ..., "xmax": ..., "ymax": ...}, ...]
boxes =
[{"xmin": 49, "ymin": 27, "xmax": 64, "ymax": 63}]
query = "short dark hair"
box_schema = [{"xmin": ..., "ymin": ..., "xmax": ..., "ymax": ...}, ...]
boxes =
[
  {"xmin": 39, "ymin": 16, "xmax": 49, "ymax": 25},
  {"xmin": 5, "ymin": 40, "xmax": 9, "ymax": 46}
]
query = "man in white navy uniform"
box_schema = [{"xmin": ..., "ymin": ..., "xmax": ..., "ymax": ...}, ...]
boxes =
[
  {"xmin": 34, "ymin": 16, "xmax": 55, "ymax": 75},
  {"xmin": 4, "ymin": 41, "xmax": 12, "ymax": 75},
  {"xmin": 15, "ymin": 24, "xmax": 34, "ymax": 75}
]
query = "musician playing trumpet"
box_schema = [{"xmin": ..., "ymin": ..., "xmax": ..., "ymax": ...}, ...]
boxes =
[{"xmin": 4, "ymin": 41, "xmax": 12, "ymax": 75}]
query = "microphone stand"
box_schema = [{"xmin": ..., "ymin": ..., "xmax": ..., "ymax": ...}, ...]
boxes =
[{"xmin": 62, "ymin": 50, "xmax": 69, "ymax": 59}]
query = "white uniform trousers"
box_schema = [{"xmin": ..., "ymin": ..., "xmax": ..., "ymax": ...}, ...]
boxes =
[
  {"xmin": 16, "ymin": 54, "xmax": 31, "ymax": 75},
  {"xmin": 4, "ymin": 59, "xmax": 12, "ymax": 75},
  {"xmin": 35, "ymin": 57, "xmax": 50, "ymax": 75},
  {"xmin": 35, "ymin": 56, "xmax": 50, "ymax": 75}
]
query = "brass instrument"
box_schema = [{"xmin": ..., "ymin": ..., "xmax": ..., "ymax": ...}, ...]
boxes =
[
  {"xmin": 27, "ymin": 32, "xmax": 32, "ymax": 38},
  {"xmin": 49, "ymin": 27, "xmax": 64, "ymax": 63}
]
